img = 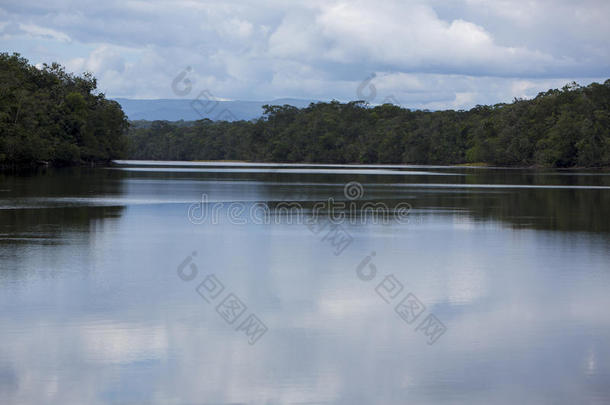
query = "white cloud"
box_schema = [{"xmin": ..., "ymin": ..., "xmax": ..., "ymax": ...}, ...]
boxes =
[
  {"xmin": 18, "ymin": 23, "xmax": 71, "ymax": 42},
  {"xmin": 0, "ymin": 0, "xmax": 608, "ymax": 108}
]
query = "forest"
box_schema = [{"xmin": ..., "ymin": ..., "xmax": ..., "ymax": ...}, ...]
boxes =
[
  {"xmin": 0, "ymin": 53, "xmax": 128, "ymax": 167},
  {"xmin": 2, "ymin": 53, "xmax": 609, "ymax": 168},
  {"xmin": 129, "ymin": 81, "xmax": 610, "ymax": 167}
]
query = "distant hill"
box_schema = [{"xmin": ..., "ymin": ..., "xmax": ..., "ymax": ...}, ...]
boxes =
[{"xmin": 113, "ymin": 97, "xmax": 317, "ymax": 121}]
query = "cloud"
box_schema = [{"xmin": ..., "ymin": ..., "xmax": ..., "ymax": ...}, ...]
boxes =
[
  {"xmin": 17, "ymin": 22, "xmax": 71, "ymax": 42},
  {"xmin": 67, "ymin": 45, "xmax": 126, "ymax": 74},
  {"xmin": 0, "ymin": 0, "xmax": 608, "ymax": 109}
]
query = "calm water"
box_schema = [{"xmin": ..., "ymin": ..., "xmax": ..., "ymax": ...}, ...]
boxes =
[{"xmin": 1, "ymin": 161, "xmax": 609, "ymax": 404}]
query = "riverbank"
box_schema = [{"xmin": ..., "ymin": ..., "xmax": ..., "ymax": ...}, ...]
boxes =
[
  {"xmin": 0, "ymin": 159, "xmax": 118, "ymax": 172},
  {"xmin": 113, "ymin": 159, "xmax": 610, "ymax": 171}
]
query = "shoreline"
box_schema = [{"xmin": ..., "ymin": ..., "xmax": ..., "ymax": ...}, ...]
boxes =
[
  {"xmin": 3, "ymin": 159, "xmax": 610, "ymax": 171},
  {"xmin": 114, "ymin": 159, "xmax": 610, "ymax": 171},
  {"xmin": 0, "ymin": 159, "xmax": 116, "ymax": 172}
]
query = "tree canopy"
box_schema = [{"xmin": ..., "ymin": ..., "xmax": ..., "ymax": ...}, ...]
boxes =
[
  {"xmin": 2, "ymin": 53, "xmax": 608, "ymax": 168},
  {"xmin": 128, "ymin": 81, "xmax": 610, "ymax": 168},
  {"xmin": 0, "ymin": 53, "xmax": 128, "ymax": 166}
]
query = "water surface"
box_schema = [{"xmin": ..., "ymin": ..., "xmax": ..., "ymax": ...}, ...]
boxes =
[{"xmin": 1, "ymin": 161, "xmax": 609, "ymax": 404}]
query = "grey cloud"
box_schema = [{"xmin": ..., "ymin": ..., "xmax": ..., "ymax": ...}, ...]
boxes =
[{"xmin": 0, "ymin": 0, "xmax": 608, "ymax": 109}]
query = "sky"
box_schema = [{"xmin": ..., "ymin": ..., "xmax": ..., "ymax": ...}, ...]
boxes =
[{"xmin": 1, "ymin": 0, "xmax": 609, "ymax": 109}]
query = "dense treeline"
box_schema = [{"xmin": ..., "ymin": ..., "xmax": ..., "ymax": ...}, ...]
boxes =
[
  {"xmin": 2, "ymin": 52, "xmax": 608, "ymax": 168},
  {"xmin": 0, "ymin": 53, "xmax": 128, "ymax": 166},
  {"xmin": 129, "ymin": 80, "xmax": 610, "ymax": 167}
]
